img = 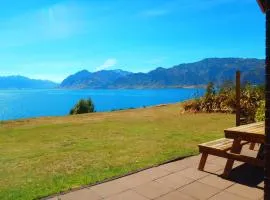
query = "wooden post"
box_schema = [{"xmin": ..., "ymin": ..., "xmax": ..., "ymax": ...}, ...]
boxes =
[
  {"xmin": 265, "ymin": 1, "xmax": 270, "ymax": 198},
  {"xmin": 236, "ymin": 71, "xmax": 241, "ymax": 126}
]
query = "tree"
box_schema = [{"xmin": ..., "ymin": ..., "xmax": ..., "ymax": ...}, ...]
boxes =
[
  {"xmin": 204, "ymin": 82, "xmax": 215, "ymax": 112},
  {"xmin": 70, "ymin": 98, "xmax": 95, "ymax": 115},
  {"xmin": 205, "ymin": 82, "xmax": 215, "ymax": 99}
]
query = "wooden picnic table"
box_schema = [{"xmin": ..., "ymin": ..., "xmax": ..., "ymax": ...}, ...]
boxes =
[
  {"xmin": 224, "ymin": 121, "xmax": 265, "ymax": 144},
  {"xmin": 223, "ymin": 122, "xmax": 265, "ymax": 177}
]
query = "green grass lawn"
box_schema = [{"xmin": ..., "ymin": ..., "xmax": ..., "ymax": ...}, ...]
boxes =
[{"xmin": 0, "ymin": 103, "xmax": 234, "ymax": 200}]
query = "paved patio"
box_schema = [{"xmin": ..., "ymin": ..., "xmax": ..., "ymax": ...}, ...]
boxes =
[{"xmin": 47, "ymin": 144, "xmax": 264, "ymax": 200}]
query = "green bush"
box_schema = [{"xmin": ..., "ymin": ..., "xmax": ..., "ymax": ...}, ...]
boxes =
[
  {"xmin": 239, "ymin": 84, "xmax": 264, "ymax": 123},
  {"xmin": 70, "ymin": 98, "xmax": 95, "ymax": 115},
  {"xmin": 203, "ymin": 82, "xmax": 215, "ymax": 112},
  {"xmin": 255, "ymin": 100, "xmax": 265, "ymax": 122},
  {"xmin": 183, "ymin": 82, "xmax": 265, "ymax": 122}
]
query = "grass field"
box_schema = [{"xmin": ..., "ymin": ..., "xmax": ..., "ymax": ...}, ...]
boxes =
[{"xmin": 0, "ymin": 103, "xmax": 234, "ymax": 200}]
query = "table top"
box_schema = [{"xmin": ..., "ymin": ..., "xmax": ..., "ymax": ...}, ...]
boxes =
[{"xmin": 224, "ymin": 122, "xmax": 265, "ymax": 143}]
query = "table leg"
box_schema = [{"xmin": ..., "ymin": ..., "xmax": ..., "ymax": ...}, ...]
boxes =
[
  {"xmin": 249, "ymin": 143, "xmax": 256, "ymax": 150},
  {"xmin": 223, "ymin": 138, "xmax": 242, "ymax": 178},
  {"xmin": 257, "ymin": 144, "xmax": 264, "ymax": 160}
]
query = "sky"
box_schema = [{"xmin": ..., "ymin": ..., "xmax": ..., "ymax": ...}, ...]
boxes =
[{"xmin": 0, "ymin": 0, "xmax": 265, "ymax": 82}]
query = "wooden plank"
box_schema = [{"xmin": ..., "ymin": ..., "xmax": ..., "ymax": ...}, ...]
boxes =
[
  {"xmin": 199, "ymin": 146, "xmax": 264, "ymax": 167},
  {"xmin": 236, "ymin": 71, "xmax": 241, "ymax": 126},
  {"xmin": 199, "ymin": 139, "xmax": 248, "ymax": 153},
  {"xmin": 224, "ymin": 122, "xmax": 265, "ymax": 143},
  {"xmin": 223, "ymin": 138, "xmax": 242, "ymax": 177},
  {"xmin": 226, "ymin": 125, "xmax": 264, "ymax": 134},
  {"xmin": 226, "ymin": 152, "xmax": 264, "ymax": 167},
  {"xmin": 227, "ymin": 122, "xmax": 264, "ymax": 131},
  {"xmin": 198, "ymin": 153, "xmax": 208, "ymax": 171},
  {"xmin": 199, "ymin": 138, "xmax": 232, "ymax": 147},
  {"xmin": 225, "ymin": 131, "xmax": 265, "ymax": 144}
]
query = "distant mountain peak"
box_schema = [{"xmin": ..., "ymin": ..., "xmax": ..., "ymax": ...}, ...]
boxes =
[
  {"xmin": 75, "ymin": 69, "xmax": 91, "ymax": 75},
  {"xmin": 0, "ymin": 76, "xmax": 58, "ymax": 89},
  {"xmin": 155, "ymin": 67, "xmax": 166, "ymax": 71},
  {"xmin": 60, "ymin": 68, "xmax": 132, "ymax": 89},
  {"xmin": 60, "ymin": 58, "xmax": 264, "ymax": 89}
]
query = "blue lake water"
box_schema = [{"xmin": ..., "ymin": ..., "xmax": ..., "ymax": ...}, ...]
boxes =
[{"xmin": 0, "ymin": 89, "xmax": 205, "ymax": 121}]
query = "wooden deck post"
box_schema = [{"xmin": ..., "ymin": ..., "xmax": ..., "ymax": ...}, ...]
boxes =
[
  {"xmin": 265, "ymin": 1, "xmax": 270, "ymax": 198},
  {"xmin": 236, "ymin": 71, "xmax": 241, "ymax": 127}
]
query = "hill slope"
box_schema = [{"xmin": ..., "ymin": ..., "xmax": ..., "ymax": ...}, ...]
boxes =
[
  {"xmin": 60, "ymin": 58, "xmax": 264, "ymax": 89},
  {"xmin": 0, "ymin": 76, "xmax": 58, "ymax": 89},
  {"xmin": 60, "ymin": 69, "xmax": 132, "ymax": 89},
  {"xmin": 110, "ymin": 58, "xmax": 264, "ymax": 88}
]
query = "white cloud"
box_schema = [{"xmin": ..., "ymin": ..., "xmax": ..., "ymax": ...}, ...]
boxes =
[
  {"xmin": 0, "ymin": 1, "xmax": 87, "ymax": 48},
  {"xmin": 95, "ymin": 59, "xmax": 117, "ymax": 71}
]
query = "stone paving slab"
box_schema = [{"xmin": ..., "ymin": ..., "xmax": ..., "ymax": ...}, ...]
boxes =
[
  {"xmin": 155, "ymin": 172, "xmax": 195, "ymax": 189},
  {"xmin": 48, "ymin": 144, "xmax": 264, "ymax": 200},
  {"xmin": 208, "ymin": 191, "xmax": 248, "ymax": 200},
  {"xmin": 225, "ymin": 183, "xmax": 264, "ymax": 200},
  {"xmin": 179, "ymin": 181, "xmax": 221, "ymax": 200},
  {"xmin": 104, "ymin": 190, "xmax": 149, "ymax": 200},
  {"xmin": 133, "ymin": 181, "xmax": 174, "ymax": 199}
]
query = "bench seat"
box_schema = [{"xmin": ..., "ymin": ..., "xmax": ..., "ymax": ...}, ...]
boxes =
[{"xmin": 198, "ymin": 138, "xmax": 249, "ymax": 171}]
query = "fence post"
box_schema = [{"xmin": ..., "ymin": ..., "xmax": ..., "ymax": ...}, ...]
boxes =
[{"xmin": 236, "ymin": 71, "xmax": 241, "ymax": 126}]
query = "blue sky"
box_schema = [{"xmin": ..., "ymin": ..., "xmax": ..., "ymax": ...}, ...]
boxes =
[{"xmin": 0, "ymin": 0, "xmax": 265, "ymax": 82}]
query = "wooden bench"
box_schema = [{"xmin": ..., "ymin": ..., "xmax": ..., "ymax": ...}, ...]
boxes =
[{"xmin": 198, "ymin": 138, "xmax": 249, "ymax": 171}]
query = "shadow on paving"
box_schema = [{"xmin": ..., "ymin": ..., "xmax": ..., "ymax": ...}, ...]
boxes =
[{"xmin": 226, "ymin": 163, "xmax": 264, "ymax": 189}]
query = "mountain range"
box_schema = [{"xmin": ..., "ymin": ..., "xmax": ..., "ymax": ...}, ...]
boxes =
[
  {"xmin": 0, "ymin": 58, "xmax": 264, "ymax": 89},
  {"xmin": 0, "ymin": 76, "xmax": 58, "ymax": 89},
  {"xmin": 60, "ymin": 69, "xmax": 132, "ymax": 89},
  {"xmin": 60, "ymin": 58, "xmax": 265, "ymax": 89}
]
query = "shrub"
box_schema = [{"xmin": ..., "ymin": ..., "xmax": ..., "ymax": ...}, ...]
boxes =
[
  {"xmin": 183, "ymin": 99, "xmax": 202, "ymax": 112},
  {"xmin": 204, "ymin": 82, "xmax": 215, "ymax": 112},
  {"xmin": 240, "ymin": 84, "xmax": 264, "ymax": 123},
  {"xmin": 183, "ymin": 82, "xmax": 265, "ymax": 122},
  {"xmin": 255, "ymin": 100, "xmax": 265, "ymax": 122},
  {"xmin": 70, "ymin": 98, "xmax": 95, "ymax": 115}
]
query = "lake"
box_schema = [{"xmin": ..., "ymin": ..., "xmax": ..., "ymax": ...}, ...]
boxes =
[{"xmin": 0, "ymin": 88, "xmax": 205, "ymax": 121}]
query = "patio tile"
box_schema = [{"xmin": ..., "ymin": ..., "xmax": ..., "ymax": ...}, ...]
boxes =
[
  {"xmin": 233, "ymin": 160, "xmax": 244, "ymax": 167},
  {"xmin": 47, "ymin": 153, "xmax": 266, "ymax": 200},
  {"xmin": 90, "ymin": 179, "xmax": 129, "ymax": 198},
  {"xmin": 208, "ymin": 157, "xmax": 228, "ymax": 166},
  {"xmin": 242, "ymin": 148, "xmax": 259, "ymax": 158},
  {"xmin": 208, "ymin": 191, "xmax": 248, "ymax": 200},
  {"xmin": 211, "ymin": 170, "xmax": 224, "ymax": 177},
  {"xmin": 207, "ymin": 154, "xmax": 224, "ymax": 161},
  {"xmin": 225, "ymin": 183, "xmax": 264, "ymax": 200},
  {"xmin": 155, "ymin": 172, "xmax": 194, "ymax": 189},
  {"xmin": 183, "ymin": 155, "xmax": 201, "ymax": 166},
  {"xmin": 158, "ymin": 160, "xmax": 189, "ymax": 173},
  {"xmin": 155, "ymin": 191, "xmax": 196, "ymax": 200},
  {"xmin": 174, "ymin": 167, "xmax": 209, "ymax": 180},
  {"xmin": 133, "ymin": 181, "xmax": 174, "ymax": 199},
  {"xmin": 139, "ymin": 167, "xmax": 171, "ymax": 180},
  {"xmin": 104, "ymin": 190, "xmax": 149, "ymax": 200},
  {"xmin": 119, "ymin": 171, "xmax": 154, "ymax": 188},
  {"xmin": 179, "ymin": 182, "xmax": 221, "ymax": 200},
  {"xmin": 57, "ymin": 188, "xmax": 102, "ymax": 200},
  {"xmin": 202, "ymin": 163, "xmax": 224, "ymax": 173},
  {"xmin": 258, "ymin": 181, "xmax": 264, "ymax": 188},
  {"xmin": 198, "ymin": 174, "xmax": 234, "ymax": 189},
  {"xmin": 180, "ymin": 154, "xmax": 218, "ymax": 168}
]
